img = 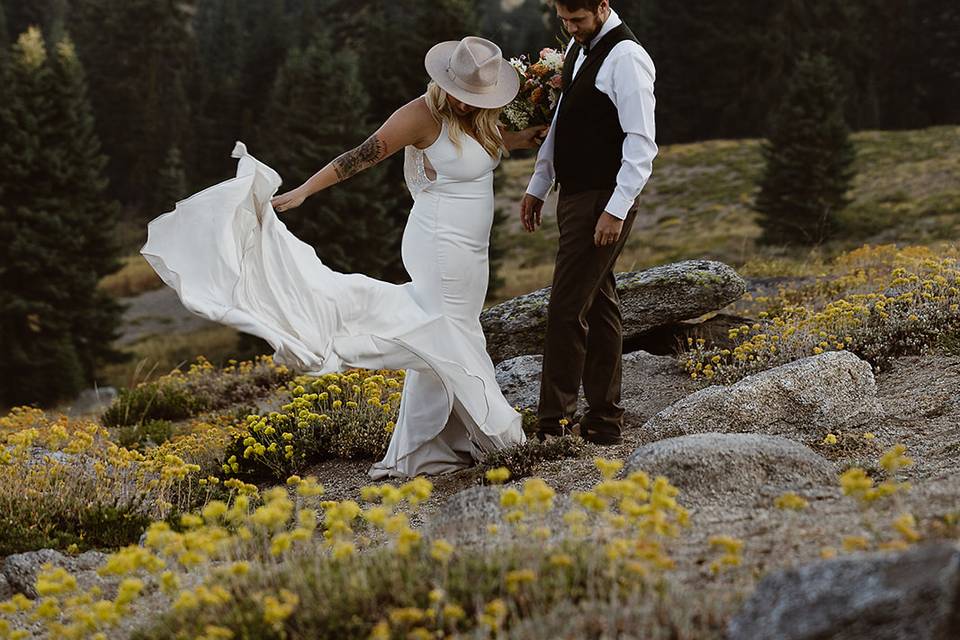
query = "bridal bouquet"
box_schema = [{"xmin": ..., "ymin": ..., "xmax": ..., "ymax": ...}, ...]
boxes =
[{"xmin": 501, "ymin": 47, "xmax": 565, "ymax": 131}]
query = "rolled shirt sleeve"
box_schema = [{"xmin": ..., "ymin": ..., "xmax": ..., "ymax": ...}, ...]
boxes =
[{"xmin": 599, "ymin": 44, "xmax": 658, "ymax": 219}]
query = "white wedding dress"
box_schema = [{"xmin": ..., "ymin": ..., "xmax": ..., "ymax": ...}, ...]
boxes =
[{"xmin": 140, "ymin": 120, "xmax": 526, "ymax": 479}]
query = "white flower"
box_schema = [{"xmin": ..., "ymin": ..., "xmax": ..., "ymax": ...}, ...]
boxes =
[
  {"xmin": 508, "ymin": 57, "xmax": 527, "ymax": 73},
  {"xmin": 540, "ymin": 49, "xmax": 564, "ymax": 70}
]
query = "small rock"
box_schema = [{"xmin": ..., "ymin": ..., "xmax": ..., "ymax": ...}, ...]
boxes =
[
  {"xmin": 482, "ymin": 260, "xmax": 747, "ymax": 363},
  {"xmin": 494, "ymin": 355, "xmax": 548, "ymax": 412},
  {"xmin": 67, "ymin": 386, "xmax": 118, "ymax": 417},
  {"xmin": 640, "ymin": 351, "xmax": 883, "ymax": 445},
  {"xmin": 2, "ymin": 550, "xmax": 66, "ymax": 598},
  {"xmin": 0, "ymin": 572, "xmax": 11, "ymax": 601},
  {"xmin": 425, "ymin": 486, "xmax": 504, "ymax": 544},
  {"xmin": 620, "ymin": 351, "xmax": 698, "ymax": 427},
  {"xmin": 727, "ymin": 542, "xmax": 960, "ymax": 640},
  {"xmin": 2, "ymin": 549, "xmax": 110, "ymax": 599},
  {"xmin": 623, "ymin": 433, "xmax": 834, "ymax": 504}
]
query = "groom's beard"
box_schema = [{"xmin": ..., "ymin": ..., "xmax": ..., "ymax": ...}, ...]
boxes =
[{"xmin": 572, "ymin": 10, "xmax": 608, "ymax": 46}]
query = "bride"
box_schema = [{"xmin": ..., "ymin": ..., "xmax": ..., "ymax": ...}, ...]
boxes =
[{"xmin": 141, "ymin": 36, "xmax": 546, "ymax": 479}]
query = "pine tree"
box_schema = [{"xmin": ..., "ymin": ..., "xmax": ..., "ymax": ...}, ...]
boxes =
[
  {"xmin": 46, "ymin": 35, "xmax": 127, "ymax": 379},
  {"xmin": 0, "ymin": 28, "xmax": 126, "ymax": 407},
  {"xmin": 755, "ymin": 53, "xmax": 856, "ymax": 246},
  {"xmin": 0, "ymin": 0, "xmax": 9, "ymax": 50},
  {"xmin": 192, "ymin": 0, "xmax": 250, "ymax": 187},
  {"xmin": 156, "ymin": 145, "xmax": 188, "ymax": 213},
  {"xmin": 0, "ymin": 28, "xmax": 85, "ymax": 405},
  {"xmin": 258, "ymin": 30, "xmax": 395, "ymax": 278},
  {"xmin": 67, "ymin": 0, "xmax": 198, "ymax": 212}
]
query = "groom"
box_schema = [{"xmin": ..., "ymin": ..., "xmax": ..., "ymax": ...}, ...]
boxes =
[{"xmin": 520, "ymin": 0, "xmax": 657, "ymax": 445}]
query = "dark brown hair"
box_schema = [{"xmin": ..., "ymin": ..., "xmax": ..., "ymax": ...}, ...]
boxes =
[{"xmin": 553, "ymin": 0, "xmax": 605, "ymax": 11}]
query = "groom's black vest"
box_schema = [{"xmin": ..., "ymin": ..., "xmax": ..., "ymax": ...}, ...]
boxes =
[{"xmin": 554, "ymin": 22, "xmax": 639, "ymax": 195}]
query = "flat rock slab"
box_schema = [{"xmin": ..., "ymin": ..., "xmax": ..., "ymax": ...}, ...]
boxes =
[
  {"xmin": 481, "ymin": 260, "xmax": 746, "ymax": 363},
  {"xmin": 639, "ymin": 351, "xmax": 883, "ymax": 446},
  {"xmin": 727, "ymin": 542, "xmax": 960, "ymax": 640},
  {"xmin": 623, "ymin": 433, "xmax": 835, "ymax": 505},
  {"xmin": 494, "ymin": 351, "xmax": 696, "ymax": 428}
]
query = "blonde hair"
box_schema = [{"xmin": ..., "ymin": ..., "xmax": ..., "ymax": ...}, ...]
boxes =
[{"xmin": 425, "ymin": 81, "xmax": 506, "ymax": 159}]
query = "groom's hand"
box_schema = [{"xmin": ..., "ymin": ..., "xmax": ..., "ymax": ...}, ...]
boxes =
[
  {"xmin": 520, "ymin": 193, "xmax": 544, "ymax": 232},
  {"xmin": 594, "ymin": 212, "xmax": 623, "ymax": 247}
]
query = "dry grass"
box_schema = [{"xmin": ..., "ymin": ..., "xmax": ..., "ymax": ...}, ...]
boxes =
[
  {"xmin": 98, "ymin": 255, "xmax": 164, "ymax": 298},
  {"xmin": 97, "ymin": 326, "xmax": 245, "ymax": 390},
  {"xmin": 490, "ymin": 125, "xmax": 960, "ymax": 303}
]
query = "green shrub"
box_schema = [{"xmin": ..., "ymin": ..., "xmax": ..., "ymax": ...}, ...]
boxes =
[
  {"xmin": 475, "ymin": 435, "xmax": 588, "ymax": 484},
  {"xmin": 0, "ymin": 495, "xmax": 151, "ymax": 556},
  {"xmin": 102, "ymin": 355, "xmax": 294, "ymax": 428},
  {"xmin": 114, "ymin": 418, "xmax": 176, "ymax": 449}
]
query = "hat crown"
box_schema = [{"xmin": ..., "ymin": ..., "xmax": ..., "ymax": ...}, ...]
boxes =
[{"xmin": 447, "ymin": 36, "xmax": 502, "ymax": 93}]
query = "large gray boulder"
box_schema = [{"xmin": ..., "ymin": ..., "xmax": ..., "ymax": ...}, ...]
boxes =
[
  {"xmin": 727, "ymin": 542, "xmax": 960, "ymax": 640},
  {"xmin": 639, "ymin": 351, "xmax": 883, "ymax": 445},
  {"xmin": 481, "ymin": 260, "xmax": 747, "ymax": 363},
  {"xmin": 623, "ymin": 433, "xmax": 834, "ymax": 504},
  {"xmin": 494, "ymin": 351, "xmax": 696, "ymax": 428}
]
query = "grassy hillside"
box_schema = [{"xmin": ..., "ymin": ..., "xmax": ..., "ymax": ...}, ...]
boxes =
[{"xmin": 493, "ymin": 125, "xmax": 960, "ymax": 300}]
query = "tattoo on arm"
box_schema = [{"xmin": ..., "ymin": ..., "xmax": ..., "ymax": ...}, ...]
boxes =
[{"xmin": 332, "ymin": 134, "xmax": 388, "ymax": 181}]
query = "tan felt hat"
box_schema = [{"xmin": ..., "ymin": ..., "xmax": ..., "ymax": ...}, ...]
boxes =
[{"xmin": 424, "ymin": 36, "xmax": 520, "ymax": 109}]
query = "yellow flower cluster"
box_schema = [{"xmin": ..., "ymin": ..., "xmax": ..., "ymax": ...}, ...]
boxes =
[
  {"xmin": 829, "ymin": 443, "xmax": 922, "ymax": 555},
  {"xmin": 229, "ymin": 369, "xmax": 404, "ymax": 478},
  {"xmin": 0, "ymin": 408, "xmax": 216, "ymax": 539},
  {"xmin": 0, "ymin": 470, "xmax": 334, "ymax": 638},
  {"xmin": 357, "ymin": 478, "xmax": 435, "ymax": 556},
  {"xmin": 774, "ymin": 492, "xmax": 809, "ymax": 511},
  {"xmin": 707, "ymin": 535, "xmax": 744, "ymax": 574},
  {"xmin": 501, "ymin": 460, "xmax": 691, "ymax": 580},
  {"xmin": 372, "ymin": 589, "xmax": 473, "ymax": 640},
  {"xmin": 684, "ymin": 244, "xmax": 960, "ymax": 382},
  {"xmin": 839, "ymin": 445, "xmax": 913, "ymax": 506}
]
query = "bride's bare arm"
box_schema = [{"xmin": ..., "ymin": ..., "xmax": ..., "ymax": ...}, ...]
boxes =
[{"xmin": 272, "ymin": 98, "xmax": 437, "ymax": 212}]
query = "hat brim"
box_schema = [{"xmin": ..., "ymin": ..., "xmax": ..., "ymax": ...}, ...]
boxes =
[{"xmin": 424, "ymin": 41, "xmax": 521, "ymax": 110}]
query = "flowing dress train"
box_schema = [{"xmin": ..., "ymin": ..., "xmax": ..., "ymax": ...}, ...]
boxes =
[{"xmin": 140, "ymin": 122, "xmax": 526, "ymax": 479}]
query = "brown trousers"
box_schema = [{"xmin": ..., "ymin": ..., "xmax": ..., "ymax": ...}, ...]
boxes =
[{"xmin": 537, "ymin": 189, "xmax": 637, "ymax": 438}]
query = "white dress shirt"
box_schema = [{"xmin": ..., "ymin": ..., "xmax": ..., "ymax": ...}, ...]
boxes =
[{"xmin": 526, "ymin": 8, "xmax": 657, "ymax": 219}]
